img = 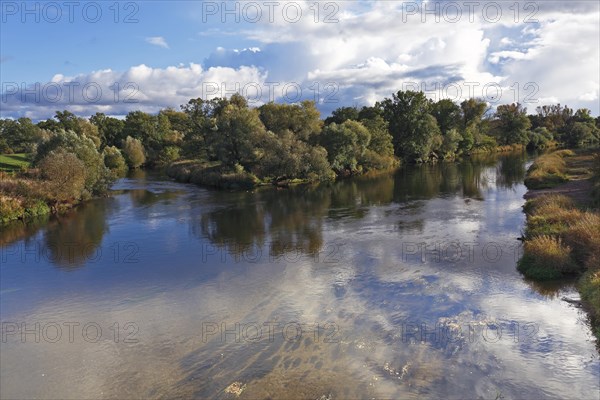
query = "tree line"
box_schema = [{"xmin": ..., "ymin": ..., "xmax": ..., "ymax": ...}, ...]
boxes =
[{"xmin": 1, "ymin": 90, "xmax": 599, "ymax": 192}]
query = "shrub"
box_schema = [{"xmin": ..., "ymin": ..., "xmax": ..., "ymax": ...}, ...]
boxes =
[
  {"xmin": 122, "ymin": 136, "xmax": 146, "ymax": 168},
  {"xmin": 39, "ymin": 149, "xmax": 86, "ymax": 204},
  {"xmin": 23, "ymin": 199, "xmax": 50, "ymax": 218},
  {"xmin": 103, "ymin": 146, "xmax": 128, "ymax": 178},
  {"xmin": 35, "ymin": 130, "xmax": 111, "ymax": 196},
  {"xmin": 0, "ymin": 196, "xmax": 24, "ymax": 223}
]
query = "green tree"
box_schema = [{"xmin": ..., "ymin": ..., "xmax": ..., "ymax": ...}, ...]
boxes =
[
  {"xmin": 49, "ymin": 110, "xmax": 102, "ymax": 148},
  {"xmin": 210, "ymin": 94, "xmax": 268, "ymax": 168},
  {"xmin": 320, "ymin": 120, "xmax": 371, "ymax": 172},
  {"xmin": 527, "ymin": 127, "xmax": 553, "ymax": 149},
  {"xmin": 381, "ymin": 91, "xmax": 442, "ymax": 162},
  {"xmin": 258, "ymin": 101, "xmax": 322, "ymax": 141},
  {"xmin": 180, "ymin": 97, "xmax": 228, "ymax": 158},
  {"xmin": 90, "ymin": 113, "xmax": 125, "ymax": 148},
  {"xmin": 102, "ymin": 146, "xmax": 128, "ymax": 178},
  {"xmin": 0, "ymin": 118, "xmax": 46, "ymax": 153},
  {"xmin": 39, "ymin": 149, "xmax": 86, "ymax": 205},
  {"xmin": 494, "ymin": 103, "xmax": 531, "ymax": 145},
  {"xmin": 35, "ymin": 130, "xmax": 111, "ymax": 197},
  {"xmin": 431, "ymin": 99, "xmax": 461, "ymax": 135},
  {"xmin": 324, "ymin": 106, "xmax": 360, "ymax": 125},
  {"xmin": 122, "ymin": 136, "xmax": 146, "ymax": 168},
  {"xmin": 459, "ymin": 98, "xmax": 488, "ymax": 152}
]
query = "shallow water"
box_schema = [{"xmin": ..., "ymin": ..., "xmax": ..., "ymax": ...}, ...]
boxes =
[{"xmin": 1, "ymin": 152, "xmax": 599, "ymax": 399}]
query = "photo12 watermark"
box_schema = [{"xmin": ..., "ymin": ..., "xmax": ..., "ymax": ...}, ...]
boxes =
[
  {"xmin": 200, "ymin": 1, "xmax": 340, "ymax": 24},
  {"xmin": 1, "ymin": 321, "xmax": 140, "ymax": 344},
  {"xmin": 201, "ymin": 321, "xmax": 340, "ymax": 344},
  {"xmin": 198, "ymin": 81, "xmax": 340, "ymax": 104},
  {"xmin": 0, "ymin": 241, "xmax": 140, "ymax": 265},
  {"xmin": 402, "ymin": 81, "xmax": 539, "ymax": 104},
  {"xmin": 1, "ymin": 81, "xmax": 140, "ymax": 105},
  {"xmin": 1, "ymin": 1, "xmax": 140, "ymax": 24},
  {"xmin": 398, "ymin": 320, "xmax": 539, "ymax": 345}
]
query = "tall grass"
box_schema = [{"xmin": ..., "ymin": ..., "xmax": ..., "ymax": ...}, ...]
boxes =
[
  {"xmin": 519, "ymin": 187, "xmax": 600, "ymax": 343},
  {"xmin": 524, "ymin": 150, "xmax": 573, "ymax": 189},
  {"xmin": 518, "ymin": 236, "xmax": 578, "ymax": 280}
]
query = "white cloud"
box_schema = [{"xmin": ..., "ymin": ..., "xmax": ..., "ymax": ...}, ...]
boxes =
[
  {"xmin": 1, "ymin": 1, "xmax": 598, "ymax": 118},
  {"xmin": 145, "ymin": 36, "xmax": 170, "ymax": 49},
  {"xmin": 0, "ymin": 63, "xmax": 267, "ymax": 120}
]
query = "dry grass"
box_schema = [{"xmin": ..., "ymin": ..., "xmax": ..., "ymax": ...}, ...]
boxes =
[
  {"xmin": 563, "ymin": 213, "xmax": 600, "ymax": 267},
  {"xmin": 518, "ymin": 235, "xmax": 578, "ymax": 280},
  {"xmin": 521, "ymin": 193, "xmax": 600, "ymax": 337},
  {"xmin": 524, "ymin": 152, "xmax": 570, "ymax": 189},
  {"xmin": 523, "ymin": 194, "xmax": 575, "ymax": 215},
  {"xmin": 579, "ymin": 269, "xmax": 600, "ymax": 339},
  {"xmin": 0, "ymin": 171, "xmax": 50, "ymax": 224},
  {"xmin": 526, "ymin": 204, "xmax": 583, "ymax": 238}
]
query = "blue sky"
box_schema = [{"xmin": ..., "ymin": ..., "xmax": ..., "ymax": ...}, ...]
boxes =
[{"xmin": 1, "ymin": 1, "xmax": 599, "ymax": 119}]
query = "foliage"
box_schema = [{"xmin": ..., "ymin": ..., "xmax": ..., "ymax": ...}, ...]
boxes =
[
  {"xmin": 39, "ymin": 149, "xmax": 87, "ymax": 204},
  {"xmin": 324, "ymin": 106, "xmax": 360, "ymax": 125},
  {"xmin": 103, "ymin": 146, "xmax": 128, "ymax": 178},
  {"xmin": 90, "ymin": 113, "xmax": 125, "ymax": 148},
  {"xmin": 380, "ymin": 90, "xmax": 442, "ymax": 162},
  {"xmin": 493, "ymin": 103, "xmax": 531, "ymax": 145},
  {"xmin": 259, "ymin": 101, "xmax": 322, "ymax": 141},
  {"xmin": 34, "ymin": 130, "xmax": 111, "ymax": 197},
  {"xmin": 320, "ymin": 120, "xmax": 371, "ymax": 172},
  {"xmin": 122, "ymin": 136, "xmax": 146, "ymax": 169}
]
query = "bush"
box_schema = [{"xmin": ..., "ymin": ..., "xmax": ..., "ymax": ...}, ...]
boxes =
[
  {"xmin": 39, "ymin": 149, "xmax": 86, "ymax": 204},
  {"xmin": 168, "ymin": 160, "xmax": 258, "ymax": 190},
  {"xmin": 156, "ymin": 146, "xmax": 180, "ymax": 166},
  {"xmin": 0, "ymin": 196, "xmax": 24, "ymax": 223},
  {"xmin": 23, "ymin": 199, "xmax": 50, "ymax": 218},
  {"xmin": 103, "ymin": 146, "xmax": 128, "ymax": 178},
  {"xmin": 518, "ymin": 236, "xmax": 579, "ymax": 280},
  {"xmin": 35, "ymin": 130, "xmax": 111, "ymax": 196},
  {"xmin": 123, "ymin": 136, "xmax": 146, "ymax": 168}
]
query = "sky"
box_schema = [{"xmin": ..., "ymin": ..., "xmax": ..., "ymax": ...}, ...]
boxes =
[{"xmin": 0, "ymin": 0, "xmax": 599, "ymax": 120}]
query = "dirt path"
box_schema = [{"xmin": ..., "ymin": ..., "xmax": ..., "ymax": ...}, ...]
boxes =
[
  {"xmin": 523, "ymin": 178, "xmax": 593, "ymax": 204},
  {"xmin": 524, "ymin": 150, "xmax": 597, "ymax": 206}
]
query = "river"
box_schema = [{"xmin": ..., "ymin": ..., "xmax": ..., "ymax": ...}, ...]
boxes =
[{"xmin": 1, "ymin": 151, "xmax": 598, "ymax": 399}]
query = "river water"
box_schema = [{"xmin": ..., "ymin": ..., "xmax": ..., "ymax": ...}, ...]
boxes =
[{"xmin": 1, "ymin": 152, "xmax": 598, "ymax": 399}]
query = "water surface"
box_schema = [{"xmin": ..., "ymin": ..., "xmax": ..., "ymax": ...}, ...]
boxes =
[{"xmin": 1, "ymin": 152, "xmax": 598, "ymax": 399}]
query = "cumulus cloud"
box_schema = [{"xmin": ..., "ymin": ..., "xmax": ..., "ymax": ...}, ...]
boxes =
[
  {"xmin": 1, "ymin": 0, "xmax": 598, "ymax": 119},
  {"xmin": 145, "ymin": 36, "xmax": 170, "ymax": 49},
  {"xmin": 0, "ymin": 64, "xmax": 267, "ymax": 120}
]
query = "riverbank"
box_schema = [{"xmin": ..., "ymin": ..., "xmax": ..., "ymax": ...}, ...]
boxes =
[
  {"xmin": 0, "ymin": 169, "xmax": 97, "ymax": 225},
  {"xmin": 166, "ymin": 159, "xmax": 398, "ymax": 190},
  {"xmin": 519, "ymin": 148, "xmax": 600, "ymax": 342},
  {"xmin": 166, "ymin": 145, "xmax": 526, "ymax": 191}
]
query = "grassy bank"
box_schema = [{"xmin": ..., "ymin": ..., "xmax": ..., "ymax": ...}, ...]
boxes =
[
  {"xmin": 523, "ymin": 149, "xmax": 574, "ymax": 189},
  {"xmin": 519, "ymin": 148, "xmax": 600, "ymax": 342},
  {"xmin": 0, "ymin": 171, "xmax": 53, "ymax": 224},
  {"xmin": 0, "ymin": 153, "xmax": 31, "ymax": 172}
]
